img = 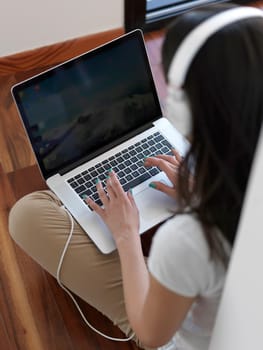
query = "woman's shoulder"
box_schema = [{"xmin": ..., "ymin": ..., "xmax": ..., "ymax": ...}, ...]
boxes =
[
  {"xmin": 154, "ymin": 213, "xmax": 210, "ymax": 259},
  {"xmin": 148, "ymin": 213, "xmax": 228, "ymax": 296}
]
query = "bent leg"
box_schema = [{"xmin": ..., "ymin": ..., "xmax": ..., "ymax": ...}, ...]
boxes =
[{"xmin": 9, "ymin": 190, "xmax": 145, "ymax": 345}]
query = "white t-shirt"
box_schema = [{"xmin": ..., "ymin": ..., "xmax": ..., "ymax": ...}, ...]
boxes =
[{"xmin": 148, "ymin": 214, "xmax": 231, "ymax": 350}]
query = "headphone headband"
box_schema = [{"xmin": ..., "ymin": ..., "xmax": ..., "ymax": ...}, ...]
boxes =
[{"xmin": 168, "ymin": 7, "xmax": 263, "ymax": 88}]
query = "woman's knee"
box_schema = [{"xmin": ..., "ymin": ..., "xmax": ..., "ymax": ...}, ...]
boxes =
[
  {"xmin": 8, "ymin": 190, "xmax": 62, "ymax": 251},
  {"xmin": 10, "ymin": 192, "xmax": 37, "ymax": 242}
]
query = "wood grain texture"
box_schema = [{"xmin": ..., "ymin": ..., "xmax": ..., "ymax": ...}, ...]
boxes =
[
  {"xmin": 0, "ymin": 29, "xmax": 124, "ymax": 76},
  {"xmin": 1, "ymin": 165, "xmax": 141, "ymax": 350},
  {"xmin": 0, "ymin": 73, "xmax": 36, "ymax": 173},
  {"xmin": 0, "ymin": 168, "xmax": 45, "ymax": 350}
]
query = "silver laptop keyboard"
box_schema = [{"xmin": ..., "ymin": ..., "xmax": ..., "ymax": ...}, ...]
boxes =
[{"xmin": 67, "ymin": 132, "xmax": 173, "ymax": 207}]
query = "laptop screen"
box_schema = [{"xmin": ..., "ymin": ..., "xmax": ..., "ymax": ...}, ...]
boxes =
[{"xmin": 12, "ymin": 30, "xmax": 162, "ymax": 179}]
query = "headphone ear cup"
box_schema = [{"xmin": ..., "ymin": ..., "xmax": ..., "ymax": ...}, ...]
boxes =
[{"xmin": 165, "ymin": 86, "xmax": 192, "ymax": 137}]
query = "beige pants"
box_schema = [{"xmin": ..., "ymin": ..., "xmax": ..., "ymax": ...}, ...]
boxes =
[{"xmin": 9, "ymin": 190, "xmax": 154, "ymax": 349}]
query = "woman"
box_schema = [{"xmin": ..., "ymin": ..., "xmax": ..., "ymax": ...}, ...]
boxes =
[{"xmin": 9, "ymin": 3, "xmax": 263, "ymax": 350}]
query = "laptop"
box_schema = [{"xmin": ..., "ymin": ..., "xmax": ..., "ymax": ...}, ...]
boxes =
[{"xmin": 11, "ymin": 29, "xmax": 188, "ymax": 253}]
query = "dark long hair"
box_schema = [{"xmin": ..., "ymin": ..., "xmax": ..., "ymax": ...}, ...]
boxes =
[{"xmin": 162, "ymin": 3, "xmax": 263, "ymax": 263}]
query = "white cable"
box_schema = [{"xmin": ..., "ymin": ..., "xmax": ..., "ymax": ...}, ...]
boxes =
[{"xmin": 56, "ymin": 205, "xmax": 135, "ymax": 342}]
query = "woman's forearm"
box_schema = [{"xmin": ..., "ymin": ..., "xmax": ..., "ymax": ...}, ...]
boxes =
[{"xmin": 117, "ymin": 234, "xmax": 150, "ymax": 334}]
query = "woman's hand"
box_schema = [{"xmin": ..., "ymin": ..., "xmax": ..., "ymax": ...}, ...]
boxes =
[
  {"xmin": 144, "ymin": 148, "xmax": 182, "ymax": 199},
  {"xmin": 86, "ymin": 170, "xmax": 140, "ymax": 247}
]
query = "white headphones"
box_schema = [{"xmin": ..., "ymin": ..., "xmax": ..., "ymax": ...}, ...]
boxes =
[{"xmin": 165, "ymin": 6, "xmax": 263, "ymax": 137}]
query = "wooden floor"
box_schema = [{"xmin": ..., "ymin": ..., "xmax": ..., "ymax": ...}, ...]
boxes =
[
  {"xmin": 1, "ymin": 2, "xmax": 263, "ymax": 348},
  {"xmin": 0, "ymin": 27, "xmax": 165, "ymax": 350}
]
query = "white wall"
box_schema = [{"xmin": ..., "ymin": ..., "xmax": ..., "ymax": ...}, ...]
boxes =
[
  {"xmin": 0, "ymin": 0, "xmax": 123, "ymax": 57},
  {"xmin": 209, "ymin": 127, "xmax": 263, "ymax": 350}
]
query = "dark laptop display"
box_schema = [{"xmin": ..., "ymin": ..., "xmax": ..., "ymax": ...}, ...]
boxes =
[{"xmin": 12, "ymin": 30, "xmax": 162, "ymax": 179}]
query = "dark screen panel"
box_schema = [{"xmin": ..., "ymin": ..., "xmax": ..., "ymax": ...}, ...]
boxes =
[{"xmin": 12, "ymin": 30, "xmax": 162, "ymax": 178}]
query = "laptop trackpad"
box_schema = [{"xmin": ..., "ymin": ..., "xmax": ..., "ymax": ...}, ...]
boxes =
[{"xmin": 135, "ymin": 186, "xmax": 176, "ymax": 233}]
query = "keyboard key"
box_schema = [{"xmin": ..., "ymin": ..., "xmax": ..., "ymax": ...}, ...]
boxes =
[
  {"xmin": 133, "ymin": 170, "xmax": 139, "ymax": 177},
  {"xmin": 95, "ymin": 198, "xmax": 103, "ymax": 207},
  {"xmin": 130, "ymin": 156, "xmax": 138, "ymax": 163},
  {"xmin": 130, "ymin": 149, "xmax": 136, "ymax": 156},
  {"xmin": 144, "ymin": 149, "xmax": 151, "ymax": 156},
  {"xmin": 148, "ymin": 139, "xmax": 154, "ymax": 146},
  {"xmin": 81, "ymin": 189, "xmax": 92, "ymax": 198},
  {"xmin": 138, "ymin": 167, "xmax": 147, "ymax": 174},
  {"xmin": 126, "ymin": 174, "xmax": 133, "ymax": 181},
  {"xmin": 116, "ymin": 156, "xmax": 124, "ymax": 163},
  {"xmin": 77, "ymin": 178, "xmax": 85, "ymax": 184},
  {"xmin": 124, "ymin": 159, "xmax": 132, "ymax": 166},
  {"xmin": 137, "ymin": 153, "xmax": 144, "ymax": 159},
  {"xmin": 96, "ymin": 167, "xmax": 105, "ymax": 174},
  {"xmin": 130, "ymin": 164, "xmax": 138, "ymax": 171},
  {"xmin": 123, "ymin": 173, "xmax": 151, "ymax": 191},
  {"xmin": 112, "ymin": 167, "xmax": 119, "ymax": 173},
  {"xmin": 161, "ymin": 146, "xmax": 170, "ymax": 153},
  {"xmin": 76, "ymin": 185, "xmax": 86, "ymax": 193},
  {"xmin": 149, "ymin": 168, "xmax": 159, "ymax": 176},
  {"xmin": 137, "ymin": 160, "xmax": 144, "ymax": 167},
  {"xmin": 84, "ymin": 174, "xmax": 92, "ymax": 181},
  {"xmin": 98, "ymin": 173, "xmax": 107, "ymax": 181},
  {"xmin": 103, "ymin": 163, "xmax": 111, "ymax": 170},
  {"xmin": 118, "ymin": 171, "xmax": 125, "ymax": 178},
  {"xmin": 90, "ymin": 185, "xmax": 97, "ymax": 193},
  {"xmin": 92, "ymin": 193, "xmax": 99, "ymax": 201},
  {"xmin": 120, "ymin": 178, "xmax": 127, "ymax": 185},
  {"xmin": 69, "ymin": 181, "xmax": 78, "ymax": 189},
  {"xmin": 84, "ymin": 180, "xmax": 92, "ymax": 188},
  {"xmin": 110, "ymin": 159, "xmax": 118, "ymax": 166},
  {"xmin": 154, "ymin": 135, "xmax": 164, "ymax": 142}
]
